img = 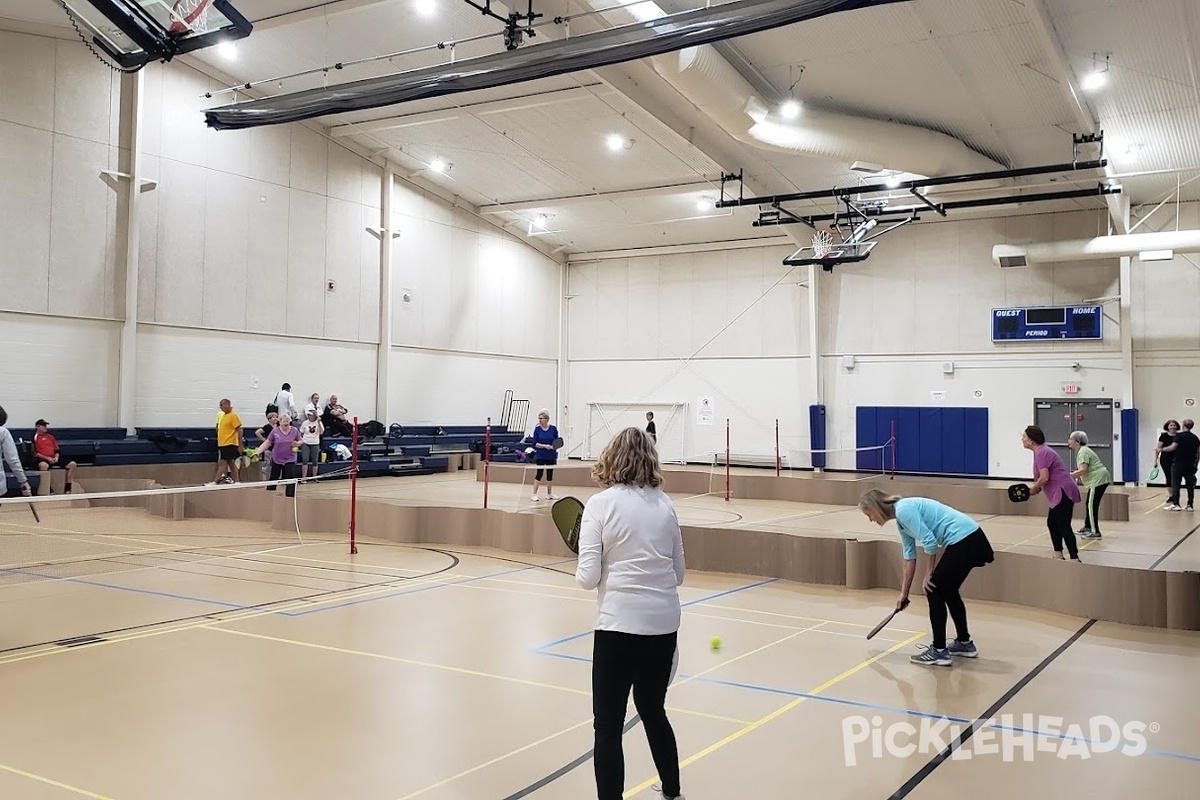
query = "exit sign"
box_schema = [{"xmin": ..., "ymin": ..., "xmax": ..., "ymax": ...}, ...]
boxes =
[{"xmin": 1062, "ymin": 383, "xmax": 1081, "ymax": 394}]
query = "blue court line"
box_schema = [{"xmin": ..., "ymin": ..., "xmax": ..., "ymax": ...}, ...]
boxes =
[
  {"xmin": 2, "ymin": 568, "xmax": 246, "ymax": 609},
  {"xmin": 532, "ymin": 577, "xmax": 779, "ymax": 653},
  {"xmin": 280, "ymin": 558, "xmax": 577, "ymax": 617},
  {"xmin": 536, "ymin": 652, "xmax": 1200, "ymax": 765}
]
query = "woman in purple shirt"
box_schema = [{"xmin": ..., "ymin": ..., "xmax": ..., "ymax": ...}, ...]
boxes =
[
  {"xmin": 255, "ymin": 413, "xmax": 303, "ymax": 497},
  {"xmin": 1022, "ymin": 425, "xmax": 1082, "ymax": 561}
]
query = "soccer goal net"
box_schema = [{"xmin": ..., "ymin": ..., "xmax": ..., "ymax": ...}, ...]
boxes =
[{"xmin": 583, "ymin": 401, "xmax": 688, "ymax": 464}]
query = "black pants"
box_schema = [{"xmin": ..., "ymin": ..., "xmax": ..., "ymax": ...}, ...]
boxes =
[
  {"xmin": 534, "ymin": 466, "xmax": 555, "ymax": 481},
  {"xmin": 1047, "ymin": 497, "xmax": 1078, "ymax": 558},
  {"xmin": 592, "ymin": 630, "xmax": 680, "ymax": 800},
  {"xmin": 1169, "ymin": 463, "xmax": 1196, "ymax": 507},
  {"xmin": 928, "ymin": 528, "xmax": 993, "ymax": 649},
  {"xmin": 267, "ymin": 461, "xmax": 297, "ymax": 497},
  {"xmin": 1082, "ymin": 483, "xmax": 1108, "ymax": 532}
]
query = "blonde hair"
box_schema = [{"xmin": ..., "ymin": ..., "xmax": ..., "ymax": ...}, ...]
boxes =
[
  {"xmin": 592, "ymin": 427, "xmax": 663, "ymax": 488},
  {"xmin": 858, "ymin": 489, "xmax": 901, "ymax": 520}
]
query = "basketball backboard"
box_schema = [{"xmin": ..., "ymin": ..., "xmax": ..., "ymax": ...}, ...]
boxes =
[
  {"xmin": 783, "ymin": 239, "xmax": 876, "ymax": 271},
  {"xmin": 60, "ymin": 0, "xmax": 251, "ymax": 70}
]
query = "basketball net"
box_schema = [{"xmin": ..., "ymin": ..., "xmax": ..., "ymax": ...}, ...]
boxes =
[
  {"xmin": 812, "ymin": 230, "xmax": 834, "ymax": 259},
  {"xmin": 169, "ymin": 0, "xmax": 214, "ymax": 35}
]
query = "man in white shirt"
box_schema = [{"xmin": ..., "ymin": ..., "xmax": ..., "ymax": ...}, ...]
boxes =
[
  {"xmin": 273, "ymin": 383, "xmax": 297, "ymax": 421},
  {"xmin": 0, "ymin": 405, "xmax": 33, "ymax": 498}
]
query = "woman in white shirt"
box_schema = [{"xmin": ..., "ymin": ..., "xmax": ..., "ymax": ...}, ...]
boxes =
[
  {"xmin": 576, "ymin": 427, "xmax": 686, "ymax": 800},
  {"xmin": 298, "ymin": 409, "xmax": 324, "ymax": 479}
]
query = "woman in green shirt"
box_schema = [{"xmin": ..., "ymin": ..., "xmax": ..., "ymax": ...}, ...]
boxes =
[{"xmin": 1069, "ymin": 430, "xmax": 1111, "ymax": 539}]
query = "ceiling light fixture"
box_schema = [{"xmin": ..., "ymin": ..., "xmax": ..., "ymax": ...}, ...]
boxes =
[
  {"xmin": 779, "ymin": 64, "xmax": 804, "ymax": 120},
  {"xmin": 606, "ymin": 133, "xmax": 630, "ymax": 152},
  {"xmin": 217, "ymin": 41, "xmax": 237, "ymax": 60},
  {"xmin": 696, "ymin": 197, "xmax": 711, "ymax": 212},
  {"xmin": 885, "ymin": 173, "xmax": 902, "ymax": 189},
  {"xmin": 415, "ymin": 0, "xmax": 437, "ymax": 17},
  {"xmin": 1081, "ymin": 52, "xmax": 1110, "ymax": 92},
  {"xmin": 429, "ymin": 158, "xmax": 447, "ymax": 172}
]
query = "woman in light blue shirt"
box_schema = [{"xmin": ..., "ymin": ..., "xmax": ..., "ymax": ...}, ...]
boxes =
[{"xmin": 859, "ymin": 490, "xmax": 994, "ymax": 667}]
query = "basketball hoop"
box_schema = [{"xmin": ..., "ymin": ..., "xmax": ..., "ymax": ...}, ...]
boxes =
[
  {"xmin": 812, "ymin": 230, "xmax": 835, "ymax": 259},
  {"xmin": 169, "ymin": 0, "xmax": 214, "ymax": 35}
]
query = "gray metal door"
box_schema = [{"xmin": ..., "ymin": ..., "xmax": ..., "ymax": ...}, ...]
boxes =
[{"xmin": 1034, "ymin": 399, "xmax": 1114, "ymax": 476}]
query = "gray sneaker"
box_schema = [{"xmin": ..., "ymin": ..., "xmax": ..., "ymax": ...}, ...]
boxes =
[{"xmin": 947, "ymin": 639, "xmax": 978, "ymax": 658}]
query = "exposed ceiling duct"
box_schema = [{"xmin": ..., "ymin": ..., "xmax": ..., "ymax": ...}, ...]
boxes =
[
  {"xmin": 645, "ymin": 42, "xmax": 1006, "ymax": 178},
  {"xmin": 993, "ymin": 230, "xmax": 1200, "ymax": 267},
  {"xmin": 203, "ymin": 0, "xmax": 901, "ymax": 130}
]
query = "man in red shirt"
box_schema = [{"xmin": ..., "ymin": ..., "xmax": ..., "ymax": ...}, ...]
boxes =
[{"xmin": 34, "ymin": 419, "xmax": 76, "ymax": 494}]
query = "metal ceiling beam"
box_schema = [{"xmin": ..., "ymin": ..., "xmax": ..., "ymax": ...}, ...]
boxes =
[
  {"xmin": 751, "ymin": 185, "xmax": 1123, "ymax": 227},
  {"xmin": 1023, "ymin": 0, "xmax": 1128, "ymax": 234},
  {"xmin": 718, "ymin": 159, "xmax": 1110, "ymax": 209},
  {"xmin": 478, "ymin": 180, "xmax": 718, "ymax": 214}
]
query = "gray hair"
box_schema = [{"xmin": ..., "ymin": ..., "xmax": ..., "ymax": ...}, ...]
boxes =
[
  {"xmin": 858, "ymin": 489, "xmax": 901, "ymax": 519},
  {"xmin": 537, "ymin": 408, "xmax": 550, "ymax": 418},
  {"xmin": 1069, "ymin": 430, "xmax": 1088, "ymax": 445}
]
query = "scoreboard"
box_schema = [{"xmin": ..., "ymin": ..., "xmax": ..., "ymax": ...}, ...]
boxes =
[{"xmin": 991, "ymin": 305, "xmax": 1103, "ymax": 342}]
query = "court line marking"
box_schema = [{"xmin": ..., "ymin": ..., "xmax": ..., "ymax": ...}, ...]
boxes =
[
  {"xmin": 1149, "ymin": 520, "xmax": 1200, "ymax": 569},
  {"xmin": 888, "ymin": 618, "xmax": 1096, "ymax": 798},
  {"xmin": 533, "ymin": 577, "xmax": 779, "ymax": 653},
  {"xmin": 201, "ymin": 626, "xmax": 747, "ymax": 726},
  {"xmin": 623, "ymin": 631, "xmax": 924, "ymax": 797},
  {"xmin": 683, "ymin": 609, "xmax": 920, "ymax": 640},
  {"xmin": 697, "ymin": 602, "xmax": 925, "ymax": 634},
  {"xmin": 0, "ymin": 761, "xmax": 113, "ymax": 799}
]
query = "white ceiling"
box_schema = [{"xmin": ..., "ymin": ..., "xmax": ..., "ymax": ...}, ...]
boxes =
[{"xmin": 8, "ymin": 0, "xmax": 1200, "ymax": 257}]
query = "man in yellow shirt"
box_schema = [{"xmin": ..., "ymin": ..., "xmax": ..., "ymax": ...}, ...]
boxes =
[{"xmin": 213, "ymin": 398, "xmax": 244, "ymax": 484}]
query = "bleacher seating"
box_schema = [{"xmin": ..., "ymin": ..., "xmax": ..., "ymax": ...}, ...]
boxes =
[{"xmin": 3, "ymin": 422, "xmax": 530, "ymax": 481}]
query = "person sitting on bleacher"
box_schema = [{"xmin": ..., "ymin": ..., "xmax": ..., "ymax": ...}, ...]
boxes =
[
  {"xmin": 0, "ymin": 405, "xmax": 33, "ymax": 499},
  {"xmin": 33, "ymin": 419, "xmax": 76, "ymax": 494},
  {"xmin": 322, "ymin": 395, "xmax": 353, "ymax": 437}
]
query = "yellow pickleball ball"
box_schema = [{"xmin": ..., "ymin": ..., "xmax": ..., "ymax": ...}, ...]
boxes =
[{"xmin": 710, "ymin": 635, "xmax": 721, "ymax": 652}]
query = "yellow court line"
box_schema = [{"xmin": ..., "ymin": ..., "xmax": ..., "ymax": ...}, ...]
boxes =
[
  {"xmin": 623, "ymin": 631, "xmax": 925, "ymax": 797},
  {"xmin": 201, "ymin": 626, "xmax": 747, "ymax": 726},
  {"xmin": 697, "ymin": 603, "xmax": 925, "ymax": 635},
  {"xmin": 394, "ymin": 719, "xmax": 594, "ymax": 800},
  {"xmin": 0, "ymin": 762, "xmax": 113, "ymax": 799}
]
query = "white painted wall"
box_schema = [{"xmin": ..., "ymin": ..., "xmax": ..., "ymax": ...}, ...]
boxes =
[
  {"xmin": 0, "ymin": 312, "xmax": 120, "ymax": 426},
  {"xmin": 0, "ymin": 32, "xmax": 562, "ymax": 433},
  {"xmin": 566, "ymin": 211, "xmax": 1130, "ymax": 478},
  {"xmin": 135, "ymin": 325, "xmax": 377, "ymax": 427},
  {"xmin": 566, "ymin": 245, "xmax": 807, "ymax": 461}
]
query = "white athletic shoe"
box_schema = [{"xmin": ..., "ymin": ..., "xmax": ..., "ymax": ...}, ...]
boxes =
[
  {"xmin": 653, "ymin": 785, "xmax": 685, "ymax": 800},
  {"xmin": 530, "ymin": 494, "xmax": 540, "ymax": 501}
]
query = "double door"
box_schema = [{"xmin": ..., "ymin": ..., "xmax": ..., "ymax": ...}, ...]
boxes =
[{"xmin": 1033, "ymin": 399, "xmax": 1114, "ymax": 475}]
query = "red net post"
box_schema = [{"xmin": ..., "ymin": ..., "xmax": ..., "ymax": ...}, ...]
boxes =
[
  {"xmin": 350, "ymin": 416, "xmax": 358, "ymax": 554},
  {"xmin": 483, "ymin": 417, "xmax": 491, "ymax": 509}
]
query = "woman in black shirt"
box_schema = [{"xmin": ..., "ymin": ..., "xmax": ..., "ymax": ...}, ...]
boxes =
[{"xmin": 1156, "ymin": 420, "xmax": 1180, "ymax": 486}]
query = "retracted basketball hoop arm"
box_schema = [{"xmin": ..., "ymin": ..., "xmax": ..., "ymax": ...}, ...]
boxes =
[{"xmin": 64, "ymin": 0, "xmax": 252, "ymax": 70}]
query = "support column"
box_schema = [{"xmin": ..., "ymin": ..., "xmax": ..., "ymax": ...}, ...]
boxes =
[
  {"xmin": 117, "ymin": 70, "xmax": 144, "ymax": 433},
  {"xmin": 808, "ymin": 263, "xmax": 822, "ymax": 405},
  {"xmin": 376, "ymin": 162, "xmax": 395, "ymax": 423},
  {"xmin": 557, "ymin": 260, "xmax": 569, "ymax": 438}
]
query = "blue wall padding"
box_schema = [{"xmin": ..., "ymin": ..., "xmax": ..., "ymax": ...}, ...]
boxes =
[
  {"xmin": 856, "ymin": 405, "xmax": 989, "ymax": 476},
  {"xmin": 809, "ymin": 405, "xmax": 827, "ymax": 468},
  {"xmin": 1121, "ymin": 408, "xmax": 1139, "ymax": 483}
]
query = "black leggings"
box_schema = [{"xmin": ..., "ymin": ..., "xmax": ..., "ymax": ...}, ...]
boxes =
[
  {"xmin": 1083, "ymin": 483, "xmax": 1108, "ymax": 532},
  {"xmin": 1047, "ymin": 497, "xmax": 1078, "ymax": 558},
  {"xmin": 534, "ymin": 466, "xmax": 554, "ymax": 481},
  {"xmin": 592, "ymin": 630, "xmax": 680, "ymax": 800},
  {"xmin": 267, "ymin": 461, "xmax": 297, "ymax": 497},
  {"xmin": 927, "ymin": 528, "xmax": 993, "ymax": 649}
]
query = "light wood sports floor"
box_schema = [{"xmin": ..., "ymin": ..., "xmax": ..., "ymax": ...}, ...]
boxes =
[{"xmin": 0, "ymin": 472, "xmax": 1197, "ymax": 799}]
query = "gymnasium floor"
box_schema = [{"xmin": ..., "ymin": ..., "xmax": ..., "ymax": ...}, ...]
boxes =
[{"xmin": 0, "ymin": 475, "xmax": 1197, "ymax": 799}]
